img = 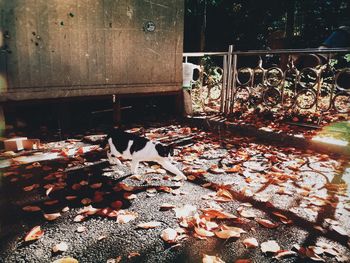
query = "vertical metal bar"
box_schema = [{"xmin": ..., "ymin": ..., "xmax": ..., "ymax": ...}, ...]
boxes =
[
  {"xmin": 220, "ymin": 55, "xmax": 228, "ymax": 113},
  {"xmin": 229, "ymin": 53, "xmax": 238, "ymax": 114},
  {"xmin": 225, "ymin": 45, "xmax": 234, "ymax": 114}
]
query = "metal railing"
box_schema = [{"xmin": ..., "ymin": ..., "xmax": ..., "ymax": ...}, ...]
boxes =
[
  {"xmin": 222, "ymin": 46, "xmax": 350, "ymax": 117},
  {"xmin": 183, "ymin": 52, "xmax": 228, "ymax": 113}
]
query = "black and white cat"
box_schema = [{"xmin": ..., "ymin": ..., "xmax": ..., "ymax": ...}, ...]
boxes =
[{"xmin": 101, "ymin": 128, "xmax": 187, "ymax": 180}]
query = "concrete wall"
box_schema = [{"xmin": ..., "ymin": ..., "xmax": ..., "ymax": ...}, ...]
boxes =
[{"xmin": 0, "ymin": 0, "xmax": 184, "ymax": 101}]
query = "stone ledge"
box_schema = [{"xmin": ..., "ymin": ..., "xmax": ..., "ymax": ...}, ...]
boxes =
[{"xmin": 187, "ymin": 115, "xmax": 350, "ymax": 156}]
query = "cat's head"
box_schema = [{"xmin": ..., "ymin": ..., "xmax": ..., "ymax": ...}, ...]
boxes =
[{"xmin": 155, "ymin": 144, "xmax": 174, "ymax": 157}]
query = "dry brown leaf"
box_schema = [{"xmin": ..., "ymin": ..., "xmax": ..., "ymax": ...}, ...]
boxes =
[
  {"xmin": 90, "ymin": 183, "xmax": 102, "ymax": 189},
  {"xmin": 160, "ymin": 228, "xmax": 178, "ymax": 243},
  {"xmin": 22, "ymin": 205, "xmax": 41, "ymax": 212},
  {"xmin": 124, "ymin": 193, "xmax": 137, "ymax": 200},
  {"xmin": 23, "ymin": 184, "xmax": 40, "ymax": 192},
  {"xmin": 52, "ymin": 242, "xmax": 68, "ymax": 253},
  {"xmin": 127, "ymin": 252, "xmax": 140, "ymax": 259},
  {"xmin": 273, "ymin": 250, "xmax": 298, "ymax": 260},
  {"xmin": 216, "ymin": 189, "xmax": 233, "ymax": 200},
  {"xmin": 24, "ymin": 226, "xmax": 44, "ymax": 242},
  {"xmin": 106, "ymin": 256, "xmax": 122, "ymax": 263},
  {"xmin": 195, "ymin": 227, "xmax": 215, "ymax": 237},
  {"xmin": 174, "ymin": 205, "xmax": 197, "ymax": 218},
  {"xmin": 261, "ymin": 240, "xmax": 281, "ymax": 253},
  {"xmin": 111, "ymin": 200, "xmax": 123, "ymax": 209},
  {"xmin": 73, "ymin": 215, "xmax": 86, "ymax": 222},
  {"xmin": 97, "ymin": 235, "xmax": 107, "ymax": 241},
  {"xmin": 201, "ymin": 208, "xmax": 237, "ymax": 219},
  {"xmin": 118, "ymin": 183, "xmax": 135, "ymax": 191},
  {"xmin": 215, "ymin": 227, "xmax": 244, "ymax": 239},
  {"xmin": 76, "ymin": 226, "xmax": 86, "ymax": 233},
  {"xmin": 52, "ymin": 257, "xmax": 79, "ymax": 263},
  {"xmin": 117, "ymin": 211, "xmax": 138, "ymax": 224},
  {"xmin": 255, "ymin": 218, "xmax": 279, "ymax": 228},
  {"xmin": 129, "ymin": 174, "xmax": 142, "ymax": 181},
  {"xmin": 239, "ymin": 209, "xmax": 256, "ymax": 218},
  {"xmin": 79, "ymin": 205, "xmax": 100, "ymax": 216},
  {"xmin": 66, "ymin": 195, "xmax": 77, "ymax": 201},
  {"xmin": 202, "ymin": 254, "xmax": 225, "ymax": 263},
  {"xmin": 44, "ymin": 213, "xmax": 61, "ymax": 221},
  {"xmin": 234, "ymin": 260, "xmax": 252, "ymax": 263},
  {"xmin": 331, "ymin": 225, "xmax": 348, "ymax": 237},
  {"xmin": 243, "ymin": 238, "xmax": 258, "ymax": 248},
  {"xmin": 225, "ymin": 165, "xmax": 241, "ymax": 173},
  {"xmin": 137, "ymin": 221, "xmax": 162, "ymax": 229},
  {"xmin": 81, "ymin": 198, "xmax": 92, "ymax": 205},
  {"xmin": 44, "ymin": 200, "xmax": 59, "ymax": 206}
]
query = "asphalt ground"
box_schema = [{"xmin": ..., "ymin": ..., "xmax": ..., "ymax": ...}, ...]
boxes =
[{"xmin": 0, "ymin": 124, "xmax": 349, "ymax": 263}]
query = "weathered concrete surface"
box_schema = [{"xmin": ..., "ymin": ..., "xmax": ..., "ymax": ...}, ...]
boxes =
[{"xmin": 0, "ymin": 0, "xmax": 184, "ymax": 101}]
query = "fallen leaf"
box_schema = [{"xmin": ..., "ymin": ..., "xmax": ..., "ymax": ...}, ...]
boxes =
[
  {"xmin": 22, "ymin": 205, "xmax": 41, "ymax": 212},
  {"xmin": 44, "ymin": 200, "xmax": 59, "ymax": 206},
  {"xmin": 52, "ymin": 242, "xmax": 68, "ymax": 253},
  {"xmin": 255, "ymin": 218, "xmax": 279, "ymax": 228},
  {"xmin": 261, "ymin": 240, "xmax": 281, "ymax": 253},
  {"xmin": 23, "ymin": 184, "xmax": 40, "ymax": 192},
  {"xmin": 129, "ymin": 174, "xmax": 142, "ymax": 181},
  {"xmin": 52, "ymin": 257, "xmax": 79, "ymax": 263},
  {"xmin": 160, "ymin": 228, "xmax": 178, "ymax": 243},
  {"xmin": 73, "ymin": 215, "xmax": 86, "ymax": 222},
  {"xmin": 24, "ymin": 226, "xmax": 44, "ymax": 242},
  {"xmin": 201, "ymin": 208, "xmax": 237, "ymax": 219},
  {"xmin": 215, "ymin": 228, "xmax": 244, "ymax": 239},
  {"xmin": 111, "ymin": 200, "xmax": 123, "ymax": 209},
  {"xmin": 202, "ymin": 254, "xmax": 225, "ymax": 263},
  {"xmin": 225, "ymin": 165, "xmax": 241, "ymax": 173},
  {"xmin": 216, "ymin": 189, "xmax": 233, "ymax": 200},
  {"xmin": 90, "ymin": 183, "xmax": 102, "ymax": 189},
  {"xmin": 174, "ymin": 205, "xmax": 197, "ymax": 218},
  {"xmin": 195, "ymin": 227, "xmax": 215, "ymax": 237},
  {"xmin": 81, "ymin": 198, "xmax": 92, "ymax": 205},
  {"xmin": 331, "ymin": 225, "xmax": 348, "ymax": 236},
  {"xmin": 106, "ymin": 256, "xmax": 122, "ymax": 263},
  {"xmin": 117, "ymin": 211, "xmax": 138, "ymax": 224},
  {"xmin": 234, "ymin": 260, "xmax": 252, "ymax": 263},
  {"xmin": 127, "ymin": 252, "xmax": 140, "ymax": 259},
  {"xmin": 273, "ymin": 250, "xmax": 298, "ymax": 259},
  {"xmin": 124, "ymin": 193, "xmax": 137, "ymax": 200},
  {"xmin": 44, "ymin": 213, "xmax": 61, "ymax": 221},
  {"xmin": 76, "ymin": 226, "xmax": 86, "ymax": 233},
  {"xmin": 137, "ymin": 221, "xmax": 162, "ymax": 229},
  {"xmin": 243, "ymin": 238, "xmax": 258, "ymax": 248},
  {"xmin": 97, "ymin": 235, "xmax": 107, "ymax": 241},
  {"xmin": 239, "ymin": 209, "xmax": 256, "ymax": 218}
]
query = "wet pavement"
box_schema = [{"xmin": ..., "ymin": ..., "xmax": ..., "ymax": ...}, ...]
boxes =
[{"xmin": 0, "ymin": 124, "xmax": 349, "ymax": 263}]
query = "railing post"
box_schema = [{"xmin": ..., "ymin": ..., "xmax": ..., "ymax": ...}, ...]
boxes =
[
  {"xmin": 225, "ymin": 45, "xmax": 234, "ymax": 114},
  {"xmin": 220, "ymin": 54, "xmax": 228, "ymax": 113},
  {"xmin": 229, "ymin": 53, "xmax": 238, "ymax": 114}
]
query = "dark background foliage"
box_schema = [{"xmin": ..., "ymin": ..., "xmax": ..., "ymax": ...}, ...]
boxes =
[{"xmin": 184, "ymin": 0, "xmax": 350, "ymax": 52}]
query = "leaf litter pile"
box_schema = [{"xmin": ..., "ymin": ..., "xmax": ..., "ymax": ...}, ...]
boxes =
[{"xmin": 0, "ymin": 124, "xmax": 350, "ymax": 262}]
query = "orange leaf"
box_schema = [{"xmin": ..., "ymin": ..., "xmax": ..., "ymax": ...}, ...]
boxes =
[
  {"xmin": 195, "ymin": 227, "xmax": 215, "ymax": 237},
  {"xmin": 24, "ymin": 226, "xmax": 44, "ymax": 242},
  {"xmin": 137, "ymin": 221, "xmax": 162, "ymax": 229},
  {"xmin": 255, "ymin": 218, "xmax": 279, "ymax": 228}
]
